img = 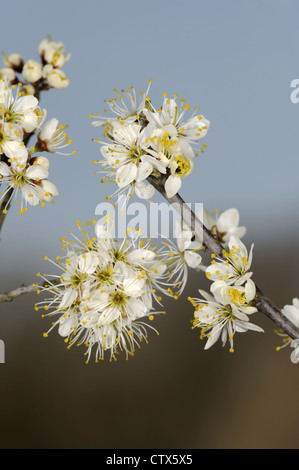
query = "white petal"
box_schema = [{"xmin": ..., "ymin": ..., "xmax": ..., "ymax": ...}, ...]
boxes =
[
  {"xmin": 228, "ymin": 235, "xmax": 247, "ymax": 258},
  {"xmin": 134, "ymin": 181, "xmax": 155, "ymax": 199},
  {"xmin": 135, "ymin": 160, "xmax": 153, "ymax": 182},
  {"xmin": 282, "ymin": 305, "xmax": 299, "ymax": 328},
  {"xmin": 0, "ymin": 161, "xmax": 11, "ymax": 176},
  {"xmin": 59, "ymin": 288, "xmax": 77, "ymax": 310},
  {"xmin": 184, "ymin": 250, "xmax": 202, "ymax": 268},
  {"xmin": 13, "ymin": 95, "xmax": 38, "ymax": 114},
  {"xmin": 26, "ymin": 165, "xmax": 48, "ymax": 180},
  {"xmin": 164, "ymin": 174, "xmax": 181, "ymax": 198},
  {"xmin": 123, "ymin": 275, "xmax": 145, "ymax": 297},
  {"xmin": 127, "ymin": 249, "xmax": 156, "ymax": 265},
  {"xmin": 116, "ymin": 162, "xmax": 137, "ymax": 188},
  {"xmin": 126, "ymin": 298, "xmax": 147, "ymax": 320},
  {"xmin": 39, "ymin": 118, "xmax": 58, "ymax": 141},
  {"xmin": 245, "ymin": 279, "xmax": 256, "ymax": 302},
  {"xmin": 204, "ymin": 325, "xmax": 222, "ymax": 349},
  {"xmin": 3, "ymin": 141, "xmax": 27, "ymax": 161},
  {"xmin": 38, "ymin": 180, "xmax": 59, "ymax": 201},
  {"xmin": 217, "ymin": 208, "xmax": 240, "ymax": 232},
  {"xmin": 88, "ymin": 291, "xmax": 110, "ymax": 312},
  {"xmin": 58, "ymin": 316, "xmax": 78, "ymax": 337},
  {"xmin": 198, "ymin": 289, "xmax": 215, "ymax": 302},
  {"xmin": 78, "ymin": 251, "xmax": 99, "ymax": 274},
  {"xmin": 22, "ymin": 185, "xmax": 40, "ymax": 206}
]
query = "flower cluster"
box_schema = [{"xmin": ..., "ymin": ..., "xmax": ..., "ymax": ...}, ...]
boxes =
[
  {"xmin": 0, "ymin": 76, "xmax": 75, "ymax": 213},
  {"xmin": 1, "ymin": 35, "xmax": 70, "ymax": 92},
  {"xmin": 91, "ymin": 81, "xmax": 210, "ymax": 203},
  {"xmin": 35, "ymin": 220, "xmax": 190, "ymax": 362},
  {"xmin": 189, "ymin": 235, "xmax": 263, "ymax": 351}
]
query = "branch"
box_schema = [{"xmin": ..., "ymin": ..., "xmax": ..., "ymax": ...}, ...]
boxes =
[
  {"xmin": 0, "ymin": 277, "xmax": 60, "ymax": 303},
  {"xmin": 148, "ymin": 174, "xmax": 299, "ymax": 340},
  {"xmin": 0, "ymin": 284, "xmax": 38, "ymax": 303}
]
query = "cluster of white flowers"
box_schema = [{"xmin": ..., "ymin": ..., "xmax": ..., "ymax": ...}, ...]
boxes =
[
  {"xmin": 1, "ymin": 35, "xmax": 70, "ymax": 92},
  {"xmin": 189, "ymin": 234, "xmax": 263, "ymax": 351},
  {"xmin": 91, "ymin": 81, "xmax": 210, "ymax": 203},
  {"xmin": 0, "ymin": 76, "xmax": 75, "ymax": 213},
  {"xmin": 35, "ymin": 219, "xmax": 200, "ymax": 362}
]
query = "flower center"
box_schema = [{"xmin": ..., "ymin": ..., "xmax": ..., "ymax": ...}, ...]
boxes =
[
  {"xmin": 175, "ymin": 154, "xmax": 191, "ymax": 176},
  {"xmin": 128, "ymin": 145, "xmax": 143, "ymax": 162},
  {"xmin": 4, "ymin": 109, "xmax": 16, "ymax": 123},
  {"xmin": 228, "ymin": 288, "xmax": 246, "ymax": 305},
  {"xmin": 113, "ymin": 249, "xmax": 126, "ymax": 262},
  {"xmin": 11, "ymin": 170, "xmax": 28, "ymax": 188},
  {"xmin": 0, "ymin": 129, "xmax": 6, "ymax": 144},
  {"xmin": 96, "ymin": 266, "xmax": 113, "ymax": 285},
  {"xmin": 109, "ymin": 290, "xmax": 128, "ymax": 309},
  {"xmin": 157, "ymin": 132, "xmax": 177, "ymax": 152},
  {"xmin": 67, "ymin": 272, "xmax": 85, "ymax": 289}
]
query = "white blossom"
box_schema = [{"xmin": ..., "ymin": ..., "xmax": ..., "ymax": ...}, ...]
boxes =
[
  {"xmin": 144, "ymin": 126, "xmax": 194, "ymax": 198},
  {"xmin": 0, "ymin": 120, "xmax": 27, "ymax": 161},
  {"xmin": 98, "ymin": 122, "xmax": 165, "ymax": 200},
  {"xmin": 189, "ymin": 279, "xmax": 262, "ymax": 351},
  {"xmin": 37, "ymin": 118, "xmax": 74, "ymax": 154},
  {"xmin": 143, "ymin": 93, "xmax": 210, "ymax": 158},
  {"xmin": 0, "ymin": 78, "xmax": 45, "ymax": 134},
  {"xmin": 206, "ymin": 235, "xmax": 254, "ymax": 286},
  {"xmin": 201, "ymin": 208, "xmax": 246, "ymax": 246},
  {"xmin": 0, "ymin": 157, "xmax": 56, "ymax": 212}
]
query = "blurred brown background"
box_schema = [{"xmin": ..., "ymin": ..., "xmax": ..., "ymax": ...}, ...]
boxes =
[{"xmin": 0, "ymin": 238, "xmax": 299, "ymax": 450}]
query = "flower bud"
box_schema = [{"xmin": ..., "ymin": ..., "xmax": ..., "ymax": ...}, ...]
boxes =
[
  {"xmin": 43, "ymin": 65, "xmax": 69, "ymax": 89},
  {"xmin": 44, "ymin": 43, "xmax": 71, "ymax": 68},
  {"xmin": 20, "ymin": 84, "xmax": 35, "ymax": 96},
  {"xmin": 38, "ymin": 38, "xmax": 52, "ymax": 58},
  {"xmin": 2, "ymin": 52, "xmax": 23, "ymax": 72},
  {"xmin": 0, "ymin": 67, "xmax": 16, "ymax": 83},
  {"xmin": 22, "ymin": 59, "xmax": 43, "ymax": 83}
]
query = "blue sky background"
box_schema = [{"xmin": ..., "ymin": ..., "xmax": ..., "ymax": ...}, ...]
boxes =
[{"xmin": 1, "ymin": 0, "xmax": 299, "ymax": 283}]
